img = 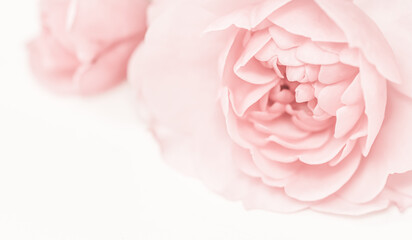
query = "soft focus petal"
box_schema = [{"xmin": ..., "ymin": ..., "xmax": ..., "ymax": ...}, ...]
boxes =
[
  {"xmin": 70, "ymin": 0, "xmax": 148, "ymax": 41},
  {"xmin": 30, "ymin": 0, "xmax": 148, "ymax": 94},
  {"xmin": 314, "ymin": 0, "xmax": 402, "ymax": 84},
  {"xmin": 129, "ymin": 3, "xmax": 226, "ymax": 132},
  {"xmin": 73, "ymin": 37, "xmax": 139, "ymax": 94},
  {"xmin": 354, "ymin": 0, "xmax": 412, "ymax": 98},
  {"xmin": 28, "ymin": 34, "xmax": 78, "ymax": 93}
]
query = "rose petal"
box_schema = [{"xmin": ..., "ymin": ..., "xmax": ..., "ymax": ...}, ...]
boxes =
[
  {"xmin": 228, "ymin": 80, "xmax": 277, "ymax": 117},
  {"xmin": 316, "ymin": 42, "xmax": 347, "ymax": 54},
  {"xmin": 305, "ymin": 65, "xmax": 321, "ymax": 82},
  {"xmin": 317, "ymin": 80, "xmax": 350, "ymax": 116},
  {"xmin": 267, "ymin": 129, "xmax": 331, "ymax": 150},
  {"xmin": 339, "ymin": 48, "xmax": 360, "ymax": 67},
  {"xmin": 286, "ymin": 66, "xmax": 305, "ymax": 82},
  {"xmin": 387, "ymin": 171, "xmax": 412, "ymax": 198},
  {"xmin": 384, "ymin": 188, "xmax": 412, "ymax": 211},
  {"xmin": 337, "ymin": 85, "xmax": 412, "ymax": 203},
  {"xmin": 354, "ymin": 0, "xmax": 412, "ymax": 98},
  {"xmin": 359, "ymin": 56, "xmax": 387, "ymax": 155},
  {"xmin": 268, "ymin": 24, "xmax": 306, "ymax": 49},
  {"xmin": 206, "ymin": 0, "xmax": 293, "ymax": 31},
  {"xmin": 29, "ymin": 32, "xmax": 138, "ymax": 94},
  {"xmin": 296, "ymin": 41, "xmax": 340, "ymax": 65},
  {"xmin": 253, "ymin": 115, "xmax": 310, "ymax": 140},
  {"xmin": 261, "ymin": 176, "xmax": 288, "ymax": 187},
  {"xmin": 40, "ymin": 0, "xmax": 148, "ymax": 57},
  {"xmin": 315, "ymin": 0, "xmax": 402, "ymax": 84},
  {"xmin": 255, "ymin": 40, "xmax": 303, "ymax": 66},
  {"xmin": 286, "ymin": 65, "xmax": 320, "ymax": 83},
  {"xmin": 268, "ymin": 0, "xmax": 346, "ymax": 42},
  {"xmin": 341, "ymin": 74, "xmax": 363, "ymax": 105},
  {"xmin": 298, "ymin": 137, "xmax": 347, "ymax": 165},
  {"xmin": 73, "ymin": 37, "xmax": 139, "ymax": 94},
  {"xmin": 129, "ymin": 3, "xmax": 224, "ymax": 132},
  {"xmin": 235, "ymin": 58, "xmax": 278, "ymax": 85},
  {"xmin": 337, "ymin": 146, "xmax": 388, "ymax": 204},
  {"xmin": 285, "ymin": 145, "xmax": 361, "ymax": 201},
  {"xmin": 234, "ymin": 29, "xmax": 273, "ymax": 79},
  {"xmin": 334, "ymin": 104, "xmax": 364, "ymax": 138},
  {"xmin": 330, "ymin": 139, "xmax": 357, "ymax": 166},
  {"xmin": 375, "ymin": 87, "xmax": 412, "ymax": 174},
  {"xmin": 295, "ymin": 84, "xmax": 315, "ymax": 103},
  {"xmin": 318, "ymin": 63, "xmax": 358, "ymax": 85},
  {"xmin": 291, "ymin": 110, "xmax": 334, "ymax": 132},
  {"xmin": 223, "ymin": 93, "xmax": 267, "ymax": 148},
  {"xmin": 28, "ymin": 34, "xmax": 78, "ymax": 93},
  {"xmin": 251, "ymin": 149, "xmax": 301, "ymax": 179},
  {"xmin": 234, "ymin": 146, "xmax": 262, "ymax": 178},
  {"xmin": 259, "ymin": 144, "xmax": 299, "ymax": 163},
  {"xmin": 71, "ymin": 0, "xmax": 147, "ymax": 40}
]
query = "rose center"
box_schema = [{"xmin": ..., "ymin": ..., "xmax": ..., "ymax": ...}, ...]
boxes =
[
  {"xmin": 269, "ymin": 81, "xmax": 295, "ymax": 105},
  {"xmin": 280, "ymin": 84, "xmax": 290, "ymax": 91}
]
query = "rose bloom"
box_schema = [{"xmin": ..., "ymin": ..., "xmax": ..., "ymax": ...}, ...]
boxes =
[
  {"xmin": 130, "ymin": 0, "xmax": 412, "ymax": 215},
  {"xmin": 28, "ymin": 0, "xmax": 149, "ymax": 94}
]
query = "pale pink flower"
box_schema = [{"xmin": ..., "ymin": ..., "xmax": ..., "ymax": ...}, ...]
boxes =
[
  {"xmin": 29, "ymin": 0, "xmax": 149, "ymax": 94},
  {"xmin": 130, "ymin": 0, "xmax": 412, "ymax": 215}
]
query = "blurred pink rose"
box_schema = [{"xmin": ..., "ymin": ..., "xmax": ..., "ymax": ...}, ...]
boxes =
[
  {"xmin": 29, "ymin": 0, "xmax": 149, "ymax": 94},
  {"xmin": 130, "ymin": 0, "xmax": 412, "ymax": 215}
]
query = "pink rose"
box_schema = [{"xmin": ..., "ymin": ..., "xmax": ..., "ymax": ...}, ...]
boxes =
[
  {"xmin": 130, "ymin": 0, "xmax": 412, "ymax": 215},
  {"xmin": 28, "ymin": 0, "xmax": 149, "ymax": 94}
]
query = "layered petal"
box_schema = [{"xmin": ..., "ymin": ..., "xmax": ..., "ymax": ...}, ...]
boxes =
[
  {"xmin": 354, "ymin": 0, "xmax": 412, "ymax": 98},
  {"xmin": 314, "ymin": 0, "xmax": 402, "ymax": 84},
  {"xmin": 285, "ymin": 146, "xmax": 361, "ymax": 201}
]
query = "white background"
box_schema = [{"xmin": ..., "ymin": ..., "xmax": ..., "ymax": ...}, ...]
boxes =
[{"xmin": 1, "ymin": 1, "xmax": 412, "ymax": 240}]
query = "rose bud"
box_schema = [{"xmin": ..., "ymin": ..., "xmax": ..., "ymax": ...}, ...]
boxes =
[{"xmin": 29, "ymin": 0, "xmax": 149, "ymax": 94}]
